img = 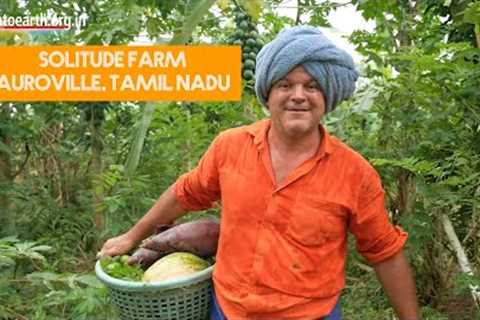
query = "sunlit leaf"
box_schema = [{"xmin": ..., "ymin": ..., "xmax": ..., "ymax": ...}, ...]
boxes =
[
  {"xmin": 217, "ymin": 0, "xmax": 230, "ymax": 11},
  {"xmin": 30, "ymin": 245, "xmax": 52, "ymax": 252},
  {"xmin": 238, "ymin": 0, "xmax": 263, "ymax": 21}
]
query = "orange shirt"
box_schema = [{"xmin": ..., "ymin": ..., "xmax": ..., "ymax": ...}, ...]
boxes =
[{"xmin": 175, "ymin": 119, "xmax": 407, "ymax": 319}]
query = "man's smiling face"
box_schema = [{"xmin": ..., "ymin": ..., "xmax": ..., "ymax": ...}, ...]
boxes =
[{"xmin": 267, "ymin": 65, "xmax": 326, "ymax": 138}]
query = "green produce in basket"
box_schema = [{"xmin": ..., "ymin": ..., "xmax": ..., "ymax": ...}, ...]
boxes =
[
  {"xmin": 100, "ymin": 255, "xmax": 144, "ymax": 281},
  {"xmin": 143, "ymin": 252, "xmax": 210, "ymax": 283}
]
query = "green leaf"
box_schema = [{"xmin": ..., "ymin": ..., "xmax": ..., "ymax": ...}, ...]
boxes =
[
  {"xmin": 371, "ymin": 157, "xmax": 439, "ymax": 176},
  {"xmin": 0, "ymin": 141, "xmax": 12, "ymax": 156},
  {"xmin": 99, "ymin": 256, "xmax": 143, "ymax": 281},
  {"xmin": 170, "ymin": 0, "xmax": 217, "ymax": 45},
  {"xmin": 0, "ymin": 236, "xmax": 19, "ymax": 244},
  {"xmin": 217, "ymin": 0, "xmax": 230, "ymax": 11},
  {"xmin": 146, "ymin": 17, "xmax": 160, "ymax": 35},
  {"xmin": 26, "ymin": 272, "xmax": 63, "ymax": 282},
  {"xmin": 238, "ymin": 0, "xmax": 263, "ymax": 21},
  {"xmin": 124, "ymin": 103, "xmax": 157, "ymax": 178},
  {"xmin": 463, "ymin": 2, "xmax": 480, "ymax": 25},
  {"xmin": 14, "ymin": 242, "xmax": 37, "ymax": 252},
  {"xmin": 30, "ymin": 245, "xmax": 53, "ymax": 252},
  {"xmin": 0, "ymin": 255, "xmax": 15, "ymax": 267},
  {"xmin": 76, "ymin": 274, "xmax": 104, "ymax": 288},
  {"xmin": 27, "ymin": 252, "xmax": 47, "ymax": 261}
]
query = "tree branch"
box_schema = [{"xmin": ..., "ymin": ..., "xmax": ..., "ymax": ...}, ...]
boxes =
[
  {"xmin": 295, "ymin": 0, "xmax": 302, "ymax": 25},
  {"xmin": 12, "ymin": 143, "xmax": 30, "ymax": 179},
  {"xmin": 441, "ymin": 213, "xmax": 480, "ymax": 309},
  {"xmin": 331, "ymin": 1, "xmax": 353, "ymax": 9}
]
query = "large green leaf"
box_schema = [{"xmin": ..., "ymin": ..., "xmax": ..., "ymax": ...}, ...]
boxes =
[
  {"xmin": 124, "ymin": 103, "xmax": 157, "ymax": 178},
  {"xmin": 170, "ymin": 0, "xmax": 217, "ymax": 44}
]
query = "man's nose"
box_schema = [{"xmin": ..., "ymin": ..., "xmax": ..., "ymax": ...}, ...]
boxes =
[{"xmin": 291, "ymin": 85, "xmax": 306, "ymax": 102}]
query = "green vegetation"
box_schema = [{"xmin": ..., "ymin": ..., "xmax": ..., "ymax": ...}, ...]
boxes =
[
  {"xmin": 0, "ymin": 0, "xmax": 479, "ymax": 319},
  {"xmin": 99, "ymin": 256, "xmax": 144, "ymax": 281}
]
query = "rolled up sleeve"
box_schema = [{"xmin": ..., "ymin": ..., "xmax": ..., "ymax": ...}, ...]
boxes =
[
  {"xmin": 175, "ymin": 134, "xmax": 222, "ymax": 211},
  {"xmin": 348, "ymin": 169, "xmax": 408, "ymax": 264}
]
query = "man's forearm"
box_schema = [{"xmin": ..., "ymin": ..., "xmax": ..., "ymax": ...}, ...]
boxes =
[
  {"xmin": 374, "ymin": 250, "xmax": 420, "ymax": 320},
  {"xmin": 125, "ymin": 183, "xmax": 187, "ymax": 244}
]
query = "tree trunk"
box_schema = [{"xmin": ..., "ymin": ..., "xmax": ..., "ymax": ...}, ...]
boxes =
[
  {"xmin": 0, "ymin": 104, "xmax": 14, "ymax": 235},
  {"xmin": 90, "ymin": 107, "xmax": 105, "ymax": 231},
  {"xmin": 441, "ymin": 213, "xmax": 480, "ymax": 309},
  {"xmin": 396, "ymin": 168, "xmax": 416, "ymax": 218},
  {"xmin": 396, "ymin": 0, "xmax": 412, "ymax": 48},
  {"xmin": 424, "ymin": 213, "xmax": 454, "ymax": 307},
  {"xmin": 40, "ymin": 121, "xmax": 67, "ymax": 205},
  {"xmin": 295, "ymin": 0, "xmax": 303, "ymax": 25}
]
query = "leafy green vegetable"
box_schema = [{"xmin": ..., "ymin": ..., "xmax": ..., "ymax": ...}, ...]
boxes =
[{"xmin": 99, "ymin": 255, "xmax": 144, "ymax": 281}]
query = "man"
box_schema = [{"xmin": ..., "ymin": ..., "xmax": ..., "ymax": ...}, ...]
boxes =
[{"xmin": 100, "ymin": 26, "xmax": 420, "ymax": 319}]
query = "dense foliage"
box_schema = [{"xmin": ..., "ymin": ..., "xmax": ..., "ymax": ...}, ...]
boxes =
[{"xmin": 0, "ymin": 0, "xmax": 479, "ymax": 319}]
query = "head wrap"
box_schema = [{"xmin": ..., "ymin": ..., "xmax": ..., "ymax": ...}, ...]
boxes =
[{"xmin": 255, "ymin": 25, "xmax": 359, "ymax": 113}]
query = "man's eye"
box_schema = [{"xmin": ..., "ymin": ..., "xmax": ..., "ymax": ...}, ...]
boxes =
[
  {"xmin": 307, "ymin": 83, "xmax": 320, "ymax": 90},
  {"xmin": 276, "ymin": 82, "xmax": 290, "ymax": 89}
]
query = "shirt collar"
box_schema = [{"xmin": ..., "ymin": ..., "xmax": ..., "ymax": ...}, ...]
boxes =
[
  {"xmin": 246, "ymin": 119, "xmax": 270, "ymax": 147},
  {"xmin": 245, "ymin": 119, "xmax": 334, "ymax": 157}
]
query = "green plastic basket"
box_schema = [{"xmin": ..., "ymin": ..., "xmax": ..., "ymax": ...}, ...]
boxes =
[{"xmin": 95, "ymin": 261, "xmax": 214, "ymax": 320}]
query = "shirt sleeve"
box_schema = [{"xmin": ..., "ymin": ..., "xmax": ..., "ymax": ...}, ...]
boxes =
[
  {"xmin": 348, "ymin": 168, "xmax": 408, "ymax": 264},
  {"xmin": 174, "ymin": 134, "xmax": 223, "ymax": 211}
]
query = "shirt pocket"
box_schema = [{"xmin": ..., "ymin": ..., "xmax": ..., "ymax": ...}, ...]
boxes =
[{"xmin": 286, "ymin": 196, "xmax": 348, "ymax": 246}]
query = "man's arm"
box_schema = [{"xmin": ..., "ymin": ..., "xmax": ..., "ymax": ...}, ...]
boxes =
[
  {"xmin": 373, "ymin": 249, "xmax": 420, "ymax": 320},
  {"xmin": 99, "ymin": 131, "xmax": 225, "ymax": 257},
  {"xmin": 99, "ymin": 183, "xmax": 187, "ymax": 257}
]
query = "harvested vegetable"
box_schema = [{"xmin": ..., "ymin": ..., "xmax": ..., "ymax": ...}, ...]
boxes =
[
  {"xmin": 126, "ymin": 224, "xmax": 173, "ymax": 269},
  {"xmin": 141, "ymin": 217, "xmax": 220, "ymax": 258},
  {"xmin": 143, "ymin": 252, "xmax": 210, "ymax": 283},
  {"xmin": 127, "ymin": 247, "xmax": 162, "ymax": 269},
  {"xmin": 100, "ymin": 255, "xmax": 144, "ymax": 281}
]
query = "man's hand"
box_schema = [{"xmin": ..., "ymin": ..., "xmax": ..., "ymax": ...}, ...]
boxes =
[
  {"xmin": 98, "ymin": 233, "xmax": 137, "ymax": 258},
  {"xmin": 97, "ymin": 184, "xmax": 187, "ymax": 258}
]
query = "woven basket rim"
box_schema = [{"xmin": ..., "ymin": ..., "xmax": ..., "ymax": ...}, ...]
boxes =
[{"xmin": 95, "ymin": 260, "xmax": 214, "ymax": 292}]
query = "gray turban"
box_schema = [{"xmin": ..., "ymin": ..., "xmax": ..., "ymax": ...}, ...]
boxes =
[{"xmin": 255, "ymin": 26, "xmax": 359, "ymax": 113}]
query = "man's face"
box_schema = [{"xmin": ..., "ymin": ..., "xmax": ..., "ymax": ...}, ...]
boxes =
[{"xmin": 267, "ymin": 66, "xmax": 326, "ymax": 138}]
